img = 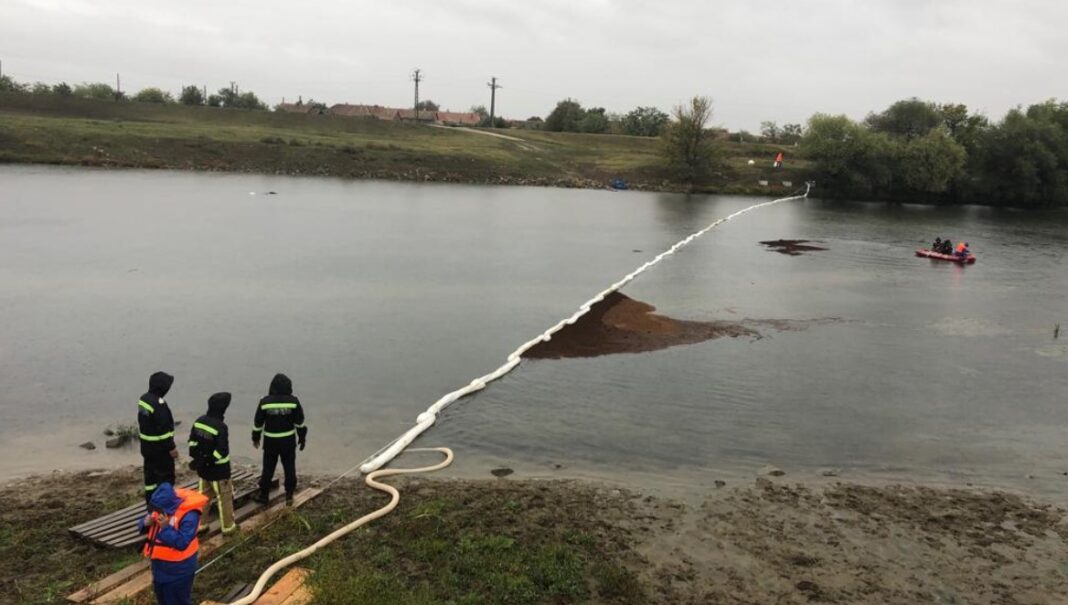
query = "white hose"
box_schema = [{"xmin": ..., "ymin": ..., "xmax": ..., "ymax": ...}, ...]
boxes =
[
  {"xmin": 227, "ymin": 447, "xmax": 453, "ymax": 605},
  {"xmin": 358, "ymin": 184, "xmax": 810, "ymax": 474}
]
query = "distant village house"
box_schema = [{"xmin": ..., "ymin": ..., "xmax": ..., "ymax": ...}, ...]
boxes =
[
  {"xmin": 275, "ymin": 97, "xmax": 325, "ymax": 115},
  {"xmin": 283, "ymin": 102, "xmax": 482, "ymax": 126}
]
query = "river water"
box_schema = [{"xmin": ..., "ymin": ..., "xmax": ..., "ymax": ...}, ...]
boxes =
[{"xmin": 1, "ymin": 166, "xmax": 1066, "ymax": 498}]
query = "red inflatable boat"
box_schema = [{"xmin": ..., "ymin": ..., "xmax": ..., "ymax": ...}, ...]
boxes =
[{"xmin": 916, "ymin": 249, "xmax": 976, "ymax": 264}]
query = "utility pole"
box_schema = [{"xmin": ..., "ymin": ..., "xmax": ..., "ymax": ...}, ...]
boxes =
[
  {"xmin": 411, "ymin": 68, "xmax": 422, "ymax": 120},
  {"xmin": 487, "ymin": 76, "xmax": 501, "ymax": 127},
  {"xmin": 115, "ymin": 73, "xmax": 121, "ymax": 100}
]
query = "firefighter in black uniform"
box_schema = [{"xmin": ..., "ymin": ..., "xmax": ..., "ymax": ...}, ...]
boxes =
[
  {"xmin": 188, "ymin": 392, "xmax": 237, "ymax": 534},
  {"xmin": 138, "ymin": 371, "xmax": 178, "ymax": 503},
  {"xmin": 251, "ymin": 373, "xmax": 307, "ymax": 506}
]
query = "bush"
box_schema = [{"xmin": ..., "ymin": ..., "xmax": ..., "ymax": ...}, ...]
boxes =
[
  {"xmin": 661, "ymin": 96, "xmax": 719, "ymax": 187},
  {"xmin": 73, "ymin": 82, "xmax": 118, "ymax": 101},
  {"xmin": 132, "ymin": 87, "xmax": 174, "ymax": 104},
  {"xmin": 179, "ymin": 85, "xmax": 205, "ymax": 106}
]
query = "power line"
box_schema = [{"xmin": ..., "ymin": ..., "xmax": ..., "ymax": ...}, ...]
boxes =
[
  {"xmin": 410, "ymin": 68, "xmax": 422, "ymax": 120},
  {"xmin": 487, "ymin": 76, "xmax": 501, "ymax": 126}
]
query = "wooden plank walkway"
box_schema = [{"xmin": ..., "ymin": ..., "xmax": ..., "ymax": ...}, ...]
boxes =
[
  {"xmin": 68, "ymin": 469, "xmax": 268, "ymax": 548},
  {"xmin": 67, "ymin": 488, "xmax": 323, "ymax": 604},
  {"xmin": 201, "ymin": 568, "xmax": 313, "ymax": 605}
]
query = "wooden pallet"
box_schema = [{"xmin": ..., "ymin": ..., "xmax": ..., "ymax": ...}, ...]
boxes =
[
  {"xmin": 68, "ymin": 469, "xmax": 269, "ymax": 548},
  {"xmin": 67, "ymin": 488, "xmax": 322, "ymax": 604},
  {"xmin": 201, "ymin": 568, "xmax": 313, "ymax": 605}
]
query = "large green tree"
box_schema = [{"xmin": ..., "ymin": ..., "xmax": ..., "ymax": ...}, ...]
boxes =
[
  {"xmin": 661, "ymin": 96, "xmax": 718, "ymax": 187},
  {"xmin": 621, "ymin": 106, "xmax": 668, "ymax": 137},
  {"xmin": 544, "ymin": 99, "xmax": 585, "ymax": 132},
  {"xmin": 133, "ymin": 87, "xmax": 174, "ymax": 104},
  {"xmin": 214, "ymin": 87, "xmax": 266, "ymax": 110},
  {"xmin": 73, "ymin": 82, "xmax": 118, "ymax": 100},
  {"xmin": 973, "ymin": 102, "xmax": 1068, "ymax": 207},
  {"xmin": 803, "ymin": 114, "xmax": 895, "ymax": 196},
  {"xmin": 866, "ymin": 98, "xmax": 943, "ymax": 140},
  {"xmin": 179, "ymin": 85, "xmax": 205, "ymax": 106},
  {"xmin": 897, "ymin": 130, "xmax": 967, "ymax": 193},
  {"xmin": 0, "ymin": 75, "xmax": 27, "ymax": 92},
  {"xmin": 578, "ymin": 107, "xmax": 609, "ymax": 133}
]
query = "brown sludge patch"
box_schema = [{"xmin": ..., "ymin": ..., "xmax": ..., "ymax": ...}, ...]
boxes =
[
  {"xmin": 760, "ymin": 238, "xmax": 828, "ymax": 255},
  {"xmin": 523, "ymin": 291, "xmax": 757, "ymax": 359}
]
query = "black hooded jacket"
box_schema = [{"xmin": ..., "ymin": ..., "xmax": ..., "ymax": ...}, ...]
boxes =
[
  {"xmin": 138, "ymin": 371, "xmax": 176, "ymax": 457},
  {"xmin": 189, "ymin": 392, "xmax": 232, "ymax": 481},
  {"xmin": 252, "ymin": 373, "xmax": 307, "ymax": 448}
]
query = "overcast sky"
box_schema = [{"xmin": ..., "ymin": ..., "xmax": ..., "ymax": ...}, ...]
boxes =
[{"xmin": 2, "ymin": 0, "xmax": 1066, "ymax": 130}]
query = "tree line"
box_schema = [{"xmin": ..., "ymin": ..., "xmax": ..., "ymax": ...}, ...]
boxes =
[
  {"xmin": 4, "ymin": 72, "xmax": 1067, "ymax": 206},
  {"xmin": 0, "ymin": 75, "xmax": 267, "ymax": 110},
  {"xmin": 542, "ymin": 99, "xmax": 670, "ymax": 137},
  {"xmin": 804, "ymin": 98, "xmax": 1068, "ymax": 207}
]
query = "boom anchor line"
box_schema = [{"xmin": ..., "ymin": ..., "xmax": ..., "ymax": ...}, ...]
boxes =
[{"xmin": 222, "ymin": 184, "xmax": 810, "ymax": 604}]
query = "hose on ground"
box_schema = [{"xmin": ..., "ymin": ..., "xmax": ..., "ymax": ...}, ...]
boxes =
[{"xmin": 226, "ymin": 447, "xmax": 453, "ymax": 605}]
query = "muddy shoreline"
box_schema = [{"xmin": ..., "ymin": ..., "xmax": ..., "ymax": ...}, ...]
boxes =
[{"xmin": 5, "ymin": 467, "xmax": 1068, "ymax": 604}]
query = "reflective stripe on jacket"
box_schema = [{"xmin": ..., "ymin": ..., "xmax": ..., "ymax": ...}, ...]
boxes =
[{"xmin": 138, "ymin": 395, "xmax": 176, "ymax": 456}]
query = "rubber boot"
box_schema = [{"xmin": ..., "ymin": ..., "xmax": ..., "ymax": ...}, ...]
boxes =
[
  {"xmin": 285, "ymin": 492, "xmax": 294, "ymax": 507},
  {"xmin": 251, "ymin": 490, "xmax": 269, "ymax": 506}
]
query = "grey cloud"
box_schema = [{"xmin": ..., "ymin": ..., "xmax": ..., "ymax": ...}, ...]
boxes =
[{"xmin": 2, "ymin": 0, "xmax": 1066, "ymax": 129}]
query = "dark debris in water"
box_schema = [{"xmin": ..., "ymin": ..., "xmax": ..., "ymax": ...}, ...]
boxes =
[
  {"xmin": 523, "ymin": 292, "xmax": 840, "ymax": 360},
  {"xmin": 760, "ymin": 239, "xmax": 828, "ymax": 256}
]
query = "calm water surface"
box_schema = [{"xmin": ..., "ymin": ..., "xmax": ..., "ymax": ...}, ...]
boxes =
[{"xmin": 1, "ymin": 166, "xmax": 1066, "ymax": 498}]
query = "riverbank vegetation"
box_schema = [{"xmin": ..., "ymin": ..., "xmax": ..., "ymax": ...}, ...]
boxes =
[
  {"xmin": 0, "ymin": 91, "xmax": 802, "ymax": 194},
  {"xmin": 804, "ymin": 98, "xmax": 1068, "ymax": 207},
  {"xmin": 4, "ymin": 73, "xmax": 1068, "ymax": 206},
  {"xmin": 5, "ymin": 467, "xmax": 1068, "ymax": 604}
]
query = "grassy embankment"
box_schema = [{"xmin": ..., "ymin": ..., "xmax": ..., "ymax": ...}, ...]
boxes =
[
  {"xmin": 0, "ymin": 467, "xmax": 646, "ymax": 605},
  {"xmin": 7, "ymin": 467, "xmax": 1068, "ymax": 604},
  {"xmin": 0, "ymin": 92, "xmax": 808, "ymax": 193}
]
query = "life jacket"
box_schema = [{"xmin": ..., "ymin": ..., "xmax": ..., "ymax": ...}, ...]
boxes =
[
  {"xmin": 956, "ymin": 242, "xmax": 966, "ymax": 253},
  {"xmin": 143, "ymin": 488, "xmax": 209, "ymax": 562}
]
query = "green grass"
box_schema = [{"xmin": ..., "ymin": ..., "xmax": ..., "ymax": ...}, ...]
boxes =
[
  {"xmin": 176, "ymin": 480, "xmax": 648, "ymax": 605},
  {"xmin": 0, "ymin": 470, "xmax": 144, "ymax": 605},
  {"xmin": 0, "ymin": 92, "xmax": 811, "ymax": 193}
]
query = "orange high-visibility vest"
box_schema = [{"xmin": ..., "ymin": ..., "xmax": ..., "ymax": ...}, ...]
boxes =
[
  {"xmin": 143, "ymin": 488, "xmax": 208, "ymax": 562},
  {"xmin": 956, "ymin": 242, "xmax": 966, "ymax": 253}
]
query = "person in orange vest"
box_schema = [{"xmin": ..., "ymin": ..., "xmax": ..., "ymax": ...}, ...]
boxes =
[
  {"xmin": 955, "ymin": 241, "xmax": 970, "ymax": 258},
  {"xmin": 139, "ymin": 482, "xmax": 208, "ymax": 605}
]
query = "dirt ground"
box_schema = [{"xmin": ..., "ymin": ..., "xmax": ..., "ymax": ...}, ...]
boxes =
[{"xmin": 4, "ymin": 467, "xmax": 1068, "ymax": 604}]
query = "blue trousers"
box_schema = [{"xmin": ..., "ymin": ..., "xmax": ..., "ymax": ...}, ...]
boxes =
[
  {"xmin": 151, "ymin": 556, "xmax": 196, "ymax": 605},
  {"xmin": 153, "ymin": 575, "xmax": 193, "ymax": 605}
]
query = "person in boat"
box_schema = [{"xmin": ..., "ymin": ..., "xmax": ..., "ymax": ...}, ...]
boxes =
[
  {"xmin": 941, "ymin": 239, "xmax": 952, "ymax": 254},
  {"xmin": 955, "ymin": 241, "xmax": 970, "ymax": 258},
  {"xmin": 932, "ymin": 237, "xmax": 942, "ymax": 252}
]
